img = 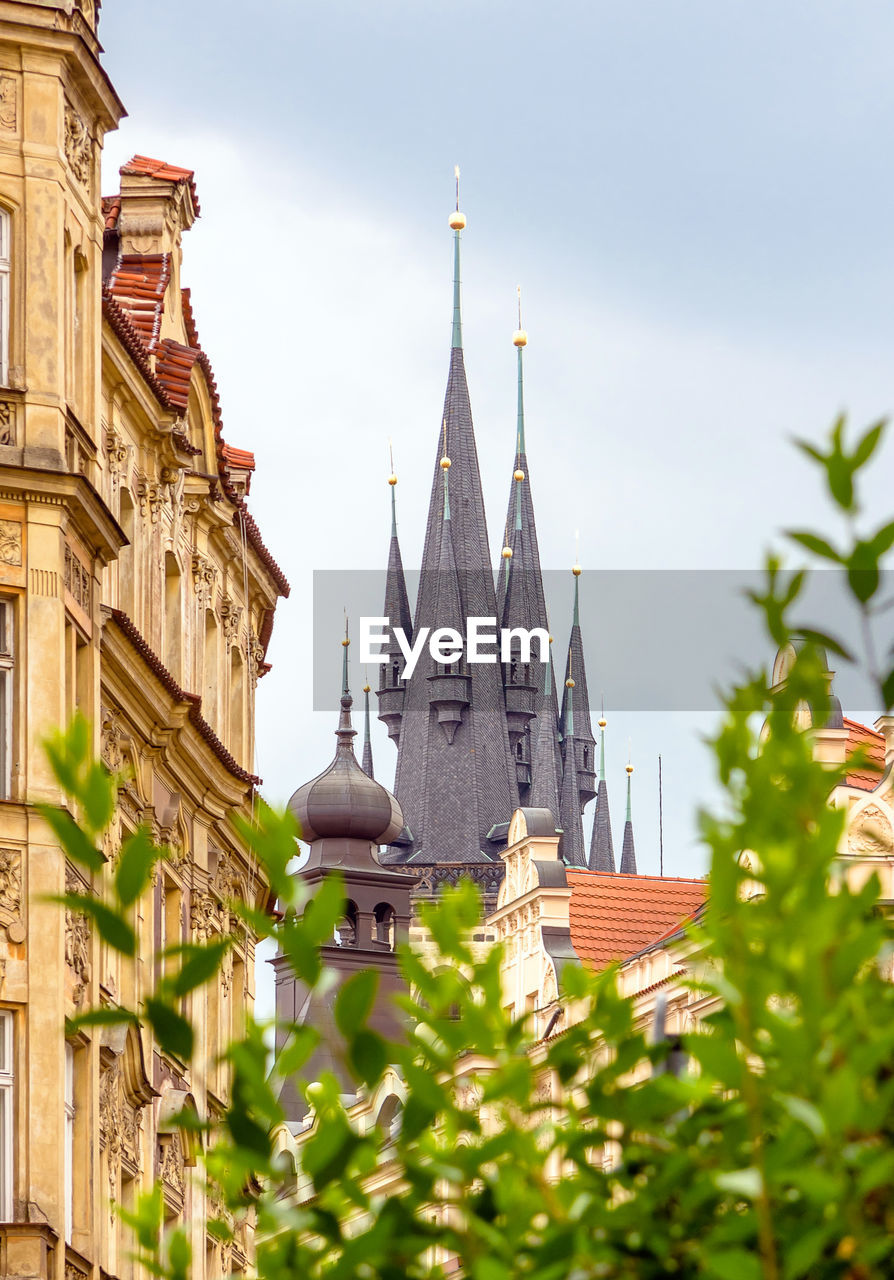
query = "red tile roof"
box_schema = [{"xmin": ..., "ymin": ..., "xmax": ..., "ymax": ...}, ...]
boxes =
[
  {"xmin": 119, "ymin": 154, "xmax": 201, "ymax": 215},
  {"xmin": 844, "ymin": 717, "xmax": 886, "ymax": 792},
  {"xmin": 101, "ymin": 194, "xmax": 121, "ymax": 231},
  {"xmin": 567, "ymin": 870, "xmax": 707, "ymax": 968},
  {"xmin": 106, "ymin": 253, "xmax": 170, "ymax": 347},
  {"xmin": 154, "ymin": 339, "xmax": 200, "ymax": 409},
  {"xmin": 221, "ymin": 445, "xmax": 256, "ymax": 472}
]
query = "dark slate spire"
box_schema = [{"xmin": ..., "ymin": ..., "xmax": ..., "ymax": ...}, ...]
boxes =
[
  {"xmin": 560, "ymin": 566, "xmax": 597, "ymax": 811},
  {"xmin": 389, "ymin": 193, "xmax": 517, "ymax": 873},
  {"xmin": 361, "ymin": 681, "xmax": 374, "ymax": 779},
  {"xmin": 557, "ymin": 672, "xmax": 587, "ymax": 867},
  {"xmin": 589, "ymin": 711, "xmax": 615, "ymax": 872},
  {"xmin": 377, "ymin": 469, "xmax": 414, "ymax": 745},
  {"xmin": 620, "ymin": 762, "xmax": 638, "ymax": 874},
  {"xmin": 497, "ymin": 302, "xmax": 554, "ymax": 800},
  {"xmin": 529, "ymin": 648, "xmax": 561, "ymax": 823}
]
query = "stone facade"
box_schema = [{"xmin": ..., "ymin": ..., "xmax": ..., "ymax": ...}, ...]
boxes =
[{"xmin": 0, "ymin": 5, "xmax": 286, "ymax": 1278}]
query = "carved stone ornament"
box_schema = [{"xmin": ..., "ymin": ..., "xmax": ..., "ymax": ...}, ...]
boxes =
[
  {"xmin": 0, "ymin": 519, "xmax": 22, "ymax": 567},
  {"xmin": 848, "ymin": 804, "xmax": 894, "ymax": 856},
  {"xmin": 65, "ymin": 869, "xmax": 91, "ymax": 1008},
  {"xmin": 192, "ymin": 552, "xmax": 217, "ymax": 604},
  {"xmin": 0, "ymin": 402, "xmax": 14, "ymax": 446},
  {"xmin": 191, "ymin": 892, "xmax": 218, "ymax": 941},
  {"xmin": 219, "ymin": 596, "xmax": 242, "ymax": 647},
  {"xmin": 63, "ymin": 100, "xmax": 91, "ymax": 188},
  {"xmin": 64, "ymin": 543, "xmax": 91, "ymax": 612},
  {"xmin": 99, "ymin": 1055, "xmax": 122, "ymax": 1203},
  {"xmin": 0, "ymin": 77, "xmax": 15, "ymax": 132},
  {"xmin": 158, "ymin": 1132, "xmax": 186, "ymax": 1202},
  {"xmin": 105, "ymin": 427, "xmax": 129, "ymax": 476},
  {"xmin": 0, "ymin": 848, "xmax": 22, "ymax": 941},
  {"xmin": 137, "ymin": 478, "xmax": 163, "ymax": 524},
  {"xmin": 249, "ymin": 631, "xmax": 265, "ymax": 686},
  {"xmin": 101, "ymin": 704, "xmax": 130, "ymax": 774}
]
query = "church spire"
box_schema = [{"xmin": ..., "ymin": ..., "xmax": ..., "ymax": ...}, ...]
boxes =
[
  {"xmin": 560, "ymin": 560, "xmax": 597, "ymax": 811},
  {"xmin": 558, "ymin": 669, "xmax": 586, "ymax": 867},
  {"xmin": 389, "ymin": 190, "xmax": 517, "ymax": 887},
  {"xmin": 361, "ymin": 680, "xmax": 374, "ymax": 779},
  {"xmin": 589, "ymin": 707, "xmax": 616, "ymax": 872},
  {"xmin": 529, "ymin": 645, "xmax": 561, "ymax": 822},
  {"xmin": 620, "ymin": 760, "xmax": 638, "ymax": 874},
  {"xmin": 376, "ymin": 463, "xmax": 413, "ymax": 745},
  {"xmin": 450, "ymin": 165, "xmax": 465, "ymax": 349}
]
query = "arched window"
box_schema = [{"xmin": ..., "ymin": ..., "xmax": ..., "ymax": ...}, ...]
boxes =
[
  {"xmin": 373, "ymin": 902, "xmax": 396, "ymax": 950},
  {"xmin": 376, "ymin": 1094, "xmax": 403, "ymax": 1146},
  {"xmin": 335, "ymin": 901, "xmax": 358, "ymax": 947},
  {"xmin": 163, "ymin": 553, "xmax": 181, "ymax": 682}
]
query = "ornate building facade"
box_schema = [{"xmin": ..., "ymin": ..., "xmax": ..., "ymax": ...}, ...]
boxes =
[{"xmin": 0, "ymin": 4, "xmax": 287, "ymax": 1278}]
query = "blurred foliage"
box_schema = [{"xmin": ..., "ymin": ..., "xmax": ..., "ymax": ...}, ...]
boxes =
[{"xmin": 47, "ymin": 419, "xmax": 894, "ymax": 1278}]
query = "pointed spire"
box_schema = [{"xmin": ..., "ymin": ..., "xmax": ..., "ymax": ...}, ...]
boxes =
[
  {"xmin": 560, "ymin": 560, "xmax": 597, "ymax": 811},
  {"xmin": 529, "ymin": 649, "xmax": 561, "ymax": 822},
  {"xmin": 514, "ymin": 286, "xmax": 527, "ymax": 458},
  {"xmin": 558, "ymin": 671, "xmax": 586, "ymax": 867},
  {"xmin": 337, "ymin": 619, "xmax": 355, "ymax": 749},
  {"xmin": 449, "ymin": 165, "xmax": 466, "ymax": 349},
  {"xmin": 588, "ymin": 708, "xmax": 615, "ymax": 872},
  {"xmin": 620, "ymin": 760, "xmax": 638, "ymax": 874},
  {"xmin": 377, "ymin": 463, "xmax": 413, "ymax": 745},
  {"xmin": 361, "ymin": 680, "xmax": 374, "ymax": 779}
]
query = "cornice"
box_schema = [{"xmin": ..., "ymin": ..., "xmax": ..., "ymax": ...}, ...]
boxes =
[{"xmin": 0, "ymin": 461, "xmax": 125, "ymax": 562}]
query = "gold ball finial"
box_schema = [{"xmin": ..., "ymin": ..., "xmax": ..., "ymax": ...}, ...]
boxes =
[
  {"xmin": 572, "ymin": 563, "xmax": 582, "ymax": 577},
  {"xmin": 342, "ymin": 637, "xmax": 350, "ymax": 648},
  {"xmin": 387, "ymin": 473, "xmax": 398, "ymax": 486},
  {"xmin": 514, "ymin": 468, "xmax": 525, "ymax": 482},
  {"xmin": 626, "ymin": 763, "xmax": 634, "ymax": 776},
  {"xmin": 502, "ymin": 544, "xmax": 513, "ymax": 559},
  {"xmin": 565, "ymin": 677, "xmax": 575, "ymax": 689},
  {"xmin": 512, "ymin": 328, "xmax": 528, "ymax": 348},
  {"xmin": 440, "ymin": 455, "xmax": 451, "ymax": 470},
  {"xmin": 448, "ymin": 210, "xmax": 467, "ymax": 231},
  {"xmin": 598, "ymin": 717, "xmax": 607, "ymax": 729},
  {"xmin": 548, "ymin": 634, "xmax": 554, "ymax": 644},
  {"xmin": 363, "ymin": 683, "xmax": 371, "ymax": 693}
]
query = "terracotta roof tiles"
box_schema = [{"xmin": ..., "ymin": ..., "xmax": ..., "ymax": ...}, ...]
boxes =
[
  {"xmin": 120, "ymin": 154, "xmax": 201, "ymax": 215},
  {"xmin": 843, "ymin": 717, "xmax": 886, "ymax": 792},
  {"xmin": 567, "ymin": 869, "xmax": 707, "ymax": 969}
]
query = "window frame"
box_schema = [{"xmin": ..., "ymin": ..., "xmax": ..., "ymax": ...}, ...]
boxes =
[
  {"xmin": 0, "ymin": 208, "xmax": 10, "ymax": 387},
  {"xmin": 0, "ymin": 599, "xmax": 14, "ymax": 799}
]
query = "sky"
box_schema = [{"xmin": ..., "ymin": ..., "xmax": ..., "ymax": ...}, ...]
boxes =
[{"xmin": 98, "ymin": 2, "xmax": 894, "ymax": 895}]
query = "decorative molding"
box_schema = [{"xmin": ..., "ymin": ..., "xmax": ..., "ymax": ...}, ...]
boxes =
[
  {"xmin": 0, "ymin": 402, "xmax": 14, "ymax": 445},
  {"xmin": 848, "ymin": 803, "xmax": 893, "ymax": 856},
  {"xmin": 0, "ymin": 848, "xmax": 22, "ymax": 942},
  {"xmin": 191, "ymin": 891, "xmax": 218, "ymax": 941},
  {"xmin": 158, "ymin": 1132, "xmax": 185, "ymax": 1207},
  {"xmin": 30, "ymin": 568, "xmax": 58, "ymax": 597},
  {"xmin": 0, "ymin": 519, "xmax": 22, "ymax": 567},
  {"xmin": 63, "ymin": 100, "xmax": 91, "ymax": 188},
  {"xmin": 137, "ymin": 478, "xmax": 163, "ymax": 523},
  {"xmin": 64, "ymin": 879, "xmax": 91, "ymax": 1008},
  {"xmin": 192, "ymin": 552, "xmax": 217, "ymax": 605},
  {"xmin": 0, "ymin": 77, "xmax": 16, "ymax": 132},
  {"xmin": 219, "ymin": 596, "xmax": 242, "ymax": 648},
  {"xmin": 64, "ymin": 543, "xmax": 91, "ymax": 612}
]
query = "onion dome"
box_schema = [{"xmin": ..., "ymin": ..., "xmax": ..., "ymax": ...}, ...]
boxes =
[{"xmin": 289, "ymin": 645, "xmax": 403, "ymax": 845}]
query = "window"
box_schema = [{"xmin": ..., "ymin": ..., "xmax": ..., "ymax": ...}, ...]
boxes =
[
  {"xmin": 164, "ymin": 553, "xmax": 181, "ymax": 683},
  {"xmin": 0, "ymin": 601, "xmax": 13, "ymax": 799},
  {"xmin": 0, "ymin": 210, "xmax": 10, "ymax": 387},
  {"xmin": 0, "ymin": 1010, "xmax": 13, "ymax": 1220},
  {"xmin": 64, "ymin": 1042, "xmax": 74, "ymax": 1242}
]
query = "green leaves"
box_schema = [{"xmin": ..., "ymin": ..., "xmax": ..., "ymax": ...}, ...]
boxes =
[
  {"xmin": 144, "ymin": 998, "xmax": 193, "ymax": 1062},
  {"xmin": 115, "ymin": 827, "xmax": 159, "ymax": 906},
  {"xmin": 58, "ymin": 892, "xmax": 136, "ymax": 956}
]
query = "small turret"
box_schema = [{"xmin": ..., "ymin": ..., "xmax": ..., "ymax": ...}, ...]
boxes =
[{"xmin": 589, "ymin": 711, "xmax": 616, "ymax": 872}]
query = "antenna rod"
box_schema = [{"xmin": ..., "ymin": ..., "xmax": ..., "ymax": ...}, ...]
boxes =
[{"xmin": 658, "ymin": 754, "xmax": 664, "ymax": 876}]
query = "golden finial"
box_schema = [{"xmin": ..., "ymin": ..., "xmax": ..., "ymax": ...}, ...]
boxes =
[
  {"xmin": 388, "ymin": 438, "xmax": 397, "ymax": 486},
  {"xmin": 626, "ymin": 763, "xmax": 634, "ymax": 776},
  {"xmin": 514, "ymin": 468, "xmax": 525, "ymax": 482},
  {"xmin": 502, "ymin": 545, "xmax": 513, "ymax": 559},
  {"xmin": 565, "ymin": 677, "xmax": 575, "ymax": 689},
  {"xmin": 572, "ymin": 529, "xmax": 581, "ymax": 576},
  {"xmin": 449, "ymin": 164, "xmax": 466, "ymax": 230},
  {"xmin": 440, "ymin": 416, "xmax": 451, "ymax": 469},
  {"xmin": 363, "ymin": 683, "xmax": 371, "ymax": 693},
  {"xmin": 599, "ymin": 695, "xmax": 606, "ymax": 728},
  {"xmin": 513, "ymin": 284, "xmax": 528, "ymax": 347}
]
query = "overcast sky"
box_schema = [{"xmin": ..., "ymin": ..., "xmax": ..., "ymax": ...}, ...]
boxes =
[{"xmin": 99, "ymin": 3, "xmax": 893, "ymax": 899}]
